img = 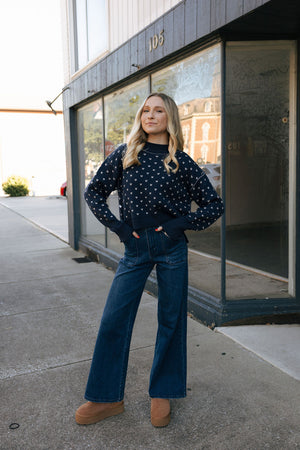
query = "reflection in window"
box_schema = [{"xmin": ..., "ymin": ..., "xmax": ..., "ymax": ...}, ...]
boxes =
[
  {"xmin": 104, "ymin": 79, "xmax": 149, "ymax": 253},
  {"xmin": 104, "ymin": 81, "xmax": 148, "ymax": 150},
  {"xmin": 200, "ymin": 144, "xmax": 209, "ymax": 164},
  {"xmin": 182, "ymin": 125, "xmax": 190, "ymax": 152},
  {"xmin": 183, "ymin": 104, "xmax": 190, "ymax": 115},
  {"xmin": 152, "ymin": 44, "xmax": 222, "ymax": 298},
  {"xmin": 226, "ymin": 42, "xmax": 294, "ymax": 299},
  {"xmin": 205, "ymin": 101, "xmax": 212, "ymax": 112},
  {"xmin": 202, "ymin": 122, "xmax": 210, "ymax": 141},
  {"xmin": 78, "ymin": 100, "xmax": 105, "ymax": 244},
  {"xmin": 152, "ymin": 46, "xmax": 221, "ymax": 166}
]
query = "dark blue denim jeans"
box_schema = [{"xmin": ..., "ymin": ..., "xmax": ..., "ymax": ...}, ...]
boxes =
[{"xmin": 84, "ymin": 228, "xmax": 188, "ymax": 402}]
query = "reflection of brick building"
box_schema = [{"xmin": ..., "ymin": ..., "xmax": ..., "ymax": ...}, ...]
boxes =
[{"xmin": 178, "ymin": 98, "xmax": 221, "ymax": 164}]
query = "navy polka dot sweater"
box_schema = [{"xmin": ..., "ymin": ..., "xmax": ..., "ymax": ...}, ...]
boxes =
[{"xmin": 84, "ymin": 142, "xmax": 224, "ymax": 242}]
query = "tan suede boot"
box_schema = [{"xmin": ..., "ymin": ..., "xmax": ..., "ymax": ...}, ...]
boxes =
[
  {"xmin": 150, "ymin": 398, "xmax": 171, "ymax": 427},
  {"xmin": 75, "ymin": 400, "xmax": 124, "ymax": 425}
]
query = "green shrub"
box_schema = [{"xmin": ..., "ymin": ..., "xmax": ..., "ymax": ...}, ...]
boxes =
[{"xmin": 2, "ymin": 175, "xmax": 29, "ymax": 197}]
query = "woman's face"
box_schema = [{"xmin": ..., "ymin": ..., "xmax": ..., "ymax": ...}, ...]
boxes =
[{"xmin": 141, "ymin": 96, "xmax": 168, "ymax": 142}]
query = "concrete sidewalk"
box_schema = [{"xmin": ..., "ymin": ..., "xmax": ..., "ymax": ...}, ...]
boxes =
[
  {"xmin": 0, "ymin": 202, "xmax": 300, "ymax": 449},
  {"xmin": 0, "ymin": 196, "xmax": 68, "ymax": 243},
  {"xmin": 1, "ymin": 196, "xmax": 300, "ymax": 382}
]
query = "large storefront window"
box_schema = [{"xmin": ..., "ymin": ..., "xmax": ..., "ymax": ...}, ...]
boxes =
[
  {"xmin": 78, "ymin": 79, "xmax": 148, "ymax": 247},
  {"xmin": 152, "ymin": 45, "xmax": 222, "ymax": 298},
  {"xmin": 78, "ymin": 99, "xmax": 105, "ymax": 245},
  {"xmin": 225, "ymin": 41, "xmax": 296, "ymax": 299},
  {"xmin": 104, "ymin": 79, "xmax": 149, "ymax": 253},
  {"xmin": 77, "ymin": 40, "xmax": 297, "ymax": 306}
]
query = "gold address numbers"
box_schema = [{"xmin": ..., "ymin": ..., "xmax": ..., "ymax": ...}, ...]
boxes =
[{"xmin": 149, "ymin": 30, "xmax": 164, "ymax": 52}]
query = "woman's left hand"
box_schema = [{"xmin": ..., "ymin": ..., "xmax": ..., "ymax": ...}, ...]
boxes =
[{"xmin": 155, "ymin": 226, "xmax": 163, "ymax": 232}]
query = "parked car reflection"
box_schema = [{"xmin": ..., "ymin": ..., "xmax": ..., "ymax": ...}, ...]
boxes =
[
  {"xmin": 60, "ymin": 181, "xmax": 67, "ymax": 197},
  {"xmin": 200, "ymin": 164, "xmax": 221, "ymax": 194}
]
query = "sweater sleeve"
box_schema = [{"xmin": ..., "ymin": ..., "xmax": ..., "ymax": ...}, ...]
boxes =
[
  {"xmin": 185, "ymin": 169, "xmax": 224, "ymax": 230},
  {"xmin": 84, "ymin": 144, "xmax": 132, "ymax": 242},
  {"xmin": 162, "ymin": 155, "xmax": 224, "ymax": 239}
]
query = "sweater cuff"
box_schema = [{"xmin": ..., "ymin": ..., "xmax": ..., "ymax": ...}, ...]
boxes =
[
  {"xmin": 162, "ymin": 216, "xmax": 190, "ymax": 240},
  {"xmin": 111, "ymin": 221, "xmax": 133, "ymax": 242}
]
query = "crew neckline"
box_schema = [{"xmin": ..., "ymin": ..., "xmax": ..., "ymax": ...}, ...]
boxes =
[{"xmin": 143, "ymin": 142, "xmax": 169, "ymax": 154}]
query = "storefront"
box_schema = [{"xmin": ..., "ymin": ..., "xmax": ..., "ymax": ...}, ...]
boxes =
[{"xmin": 62, "ymin": 0, "xmax": 300, "ymax": 325}]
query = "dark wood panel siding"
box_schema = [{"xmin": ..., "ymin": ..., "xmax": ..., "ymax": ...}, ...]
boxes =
[
  {"xmin": 211, "ymin": 0, "xmax": 227, "ymax": 29},
  {"xmin": 197, "ymin": 0, "xmax": 211, "ymax": 38},
  {"xmin": 173, "ymin": 2, "xmax": 185, "ymax": 52},
  {"xmin": 63, "ymin": 0, "xmax": 273, "ymax": 109},
  {"xmin": 184, "ymin": 0, "xmax": 197, "ymax": 45},
  {"xmin": 153, "ymin": 17, "xmax": 165, "ymax": 62},
  {"xmin": 226, "ymin": 0, "xmax": 244, "ymax": 22},
  {"xmin": 87, "ymin": 65, "xmax": 96, "ymax": 96},
  {"xmin": 99, "ymin": 59, "xmax": 107, "ymax": 92},
  {"xmin": 106, "ymin": 52, "xmax": 113, "ymax": 88},
  {"xmin": 163, "ymin": 9, "xmax": 174, "ymax": 58},
  {"xmin": 116, "ymin": 44, "xmax": 124, "ymax": 81},
  {"xmin": 123, "ymin": 41, "xmax": 131, "ymax": 79},
  {"xmin": 130, "ymin": 35, "xmax": 138, "ymax": 75},
  {"xmin": 137, "ymin": 30, "xmax": 146, "ymax": 68},
  {"xmin": 112, "ymin": 50, "xmax": 118, "ymax": 85},
  {"xmin": 144, "ymin": 23, "xmax": 156, "ymax": 67}
]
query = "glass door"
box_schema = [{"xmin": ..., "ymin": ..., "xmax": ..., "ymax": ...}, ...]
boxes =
[{"xmin": 225, "ymin": 41, "xmax": 296, "ymax": 300}]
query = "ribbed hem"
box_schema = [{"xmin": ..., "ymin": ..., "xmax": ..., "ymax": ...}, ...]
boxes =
[
  {"xmin": 111, "ymin": 221, "xmax": 133, "ymax": 242},
  {"xmin": 162, "ymin": 216, "xmax": 190, "ymax": 240},
  {"xmin": 127, "ymin": 211, "xmax": 174, "ymax": 231}
]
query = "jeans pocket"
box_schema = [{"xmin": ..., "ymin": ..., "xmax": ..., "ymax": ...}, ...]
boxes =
[
  {"xmin": 123, "ymin": 235, "xmax": 139, "ymax": 267},
  {"xmin": 160, "ymin": 232, "xmax": 187, "ymax": 265}
]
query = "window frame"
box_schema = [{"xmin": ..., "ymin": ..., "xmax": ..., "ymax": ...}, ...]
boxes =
[{"xmin": 71, "ymin": 0, "xmax": 109, "ymax": 73}]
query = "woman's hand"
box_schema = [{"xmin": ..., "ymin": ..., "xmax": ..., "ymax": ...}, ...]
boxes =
[{"xmin": 132, "ymin": 227, "xmax": 164, "ymax": 239}]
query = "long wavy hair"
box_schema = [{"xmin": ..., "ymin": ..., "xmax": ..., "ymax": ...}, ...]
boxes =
[{"xmin": 123, "ymin": 93, "xmax": 184, "ymax": 174}]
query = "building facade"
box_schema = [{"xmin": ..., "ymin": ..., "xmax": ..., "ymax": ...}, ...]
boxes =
[{"xmin": 61, "ymin": 0, "xmax": 300, "ymax": 326}]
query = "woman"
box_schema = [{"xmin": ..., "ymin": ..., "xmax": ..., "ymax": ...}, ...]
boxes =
[{"xmin": 75, "ymin": 93, "xmax": 224, "ymax": 427}]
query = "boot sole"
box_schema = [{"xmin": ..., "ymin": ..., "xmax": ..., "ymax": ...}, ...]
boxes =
[
  {"xmin": 75, "ymin": 404, "xmax": 125, "ymax": 425},
  {"xmin": 151, "ymin": 412, "xmax": 171, "ymax": 428}
]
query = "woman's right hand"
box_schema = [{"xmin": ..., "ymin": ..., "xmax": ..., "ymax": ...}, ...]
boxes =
[{"xmin": 132, "ymin": 231, "xmax": 140, "ymax": 239}]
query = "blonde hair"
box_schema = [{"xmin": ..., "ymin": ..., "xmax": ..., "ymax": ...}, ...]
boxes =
[{"xmin": 123, "ymin": 93, "xmax": 184, "ymax": 173}]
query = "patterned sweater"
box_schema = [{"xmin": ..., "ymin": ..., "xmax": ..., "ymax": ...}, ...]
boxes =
[{"xmin": 84, "ymin": 142, "xmax": 224, "ymax": 242}]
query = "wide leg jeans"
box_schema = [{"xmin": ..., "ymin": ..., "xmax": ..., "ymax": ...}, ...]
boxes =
[{"xmin": 84, "ymin": 228, "xmax": 188, "ymax": 402}]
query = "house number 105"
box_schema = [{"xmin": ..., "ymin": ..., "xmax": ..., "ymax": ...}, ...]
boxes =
[{"xmin": 149, "ymin": 30, "xmax": 164, "ymax": 52}]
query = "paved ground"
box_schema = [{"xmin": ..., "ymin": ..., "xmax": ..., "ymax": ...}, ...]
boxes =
[
  {"xmin": 1, "ymin": 196, "xmax": 300, "ymax": 382},
  {"xmin": 0, "ymin": 196, "xmax": 68, "ymax": 243},
  {"xmin": 0, "ymin": 198, "xmax": 300, "ymax": 449}
]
